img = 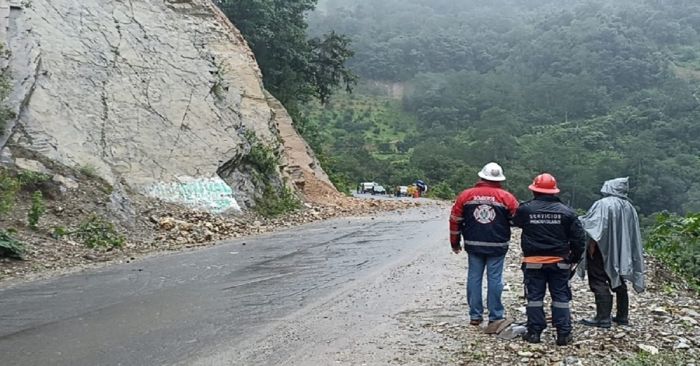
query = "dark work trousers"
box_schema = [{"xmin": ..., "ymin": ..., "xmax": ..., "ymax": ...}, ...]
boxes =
[
  {"xmin": 586, "ymin": 244, "xmax": 628, "ymax": 296},
  {"xmin": 523, "ymin": 263, "xmax": 573, "ymax": 336}
]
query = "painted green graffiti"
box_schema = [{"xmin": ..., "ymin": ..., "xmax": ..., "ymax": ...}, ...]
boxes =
[{"xmin": 147, "ymin": 177, "xmax": 240, "ymax": 212}]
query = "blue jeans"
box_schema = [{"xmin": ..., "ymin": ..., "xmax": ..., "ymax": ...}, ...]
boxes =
[{"xmin": 467, "ymin": 253, "xmax": 505, "ymax": 321}]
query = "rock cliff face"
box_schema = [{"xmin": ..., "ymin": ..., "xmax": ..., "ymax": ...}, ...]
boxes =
[{"xmin": 0, "ymin": 0, "xmax": 334, "ymax": 212}]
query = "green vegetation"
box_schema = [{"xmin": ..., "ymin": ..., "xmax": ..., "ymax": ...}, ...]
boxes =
[
  {"xmin": 426, "ymin": 182, "xmax": 455, "ymax": 201},
  {"xmin": 255, "ymin": 185, "xmax": 301, "ymax": 218},
  {"xmin": 0, "ymin": 170, "xmax": 49, "ymax": 218},
  {"xmin": 17, "ymin": 171, "xmax": 50, "ymax": 190},
  {"xmin": 210, "ymin": 61, "xmax": 227, "ymax": 100},
  {"xmin": 300, "ymin": 93, "xmax": 422, "ymax": 190},
  {"xmin": 0, "ymin": 44, "xmax": 15, "ymax": 135},
  {"xmin": 52, "ymin": 226, "xmax": 67, "ymax": 240},
  {"xmin": 27, "ymin": 191, "xmax": 45, "ymax": 230},
  {"xmin": 73, "ymin": 215, "xmax": 124, "ymax": 249},
  {"xmin": 619, "ymin": 350, "xmax": 694, "ymax": 366},
  {"xmin": 308, "ymin": 0, "xmax": 700, "ymax": 214},
  {"xmin": 0, "ymin": 170, "xmax": 20, "ymax": 216},
  {"xmin": 243, "ymin": 132, "xmax": 301, "ymax": 217},
  {"xmin": 0, "ymin": 229, "xmax": 24, "ymax": 259},
  {"xmin": 646, "ymin": 212, "xmax": 700, "ymax": 289},
  {"xmin": 79, "ymin": 164, "xmax": 97, "ymax": 178},
  {"xmin": 216, "ymin": 0, "xmax": 356, "ymax": 116},
  {"xmin": 244, "ymin": 131, "xmax": 278, "ymax": 177}
]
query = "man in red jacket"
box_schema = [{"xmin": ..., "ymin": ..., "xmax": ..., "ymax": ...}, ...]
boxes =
[{"xmin": 450, "ymin": 162, "xmax": 519, "ymax": 325}]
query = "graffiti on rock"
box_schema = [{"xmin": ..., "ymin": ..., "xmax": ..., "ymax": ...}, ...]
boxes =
[{"xmin": 146, "ymin": 177, "xmax": 241, "ymax": 213}]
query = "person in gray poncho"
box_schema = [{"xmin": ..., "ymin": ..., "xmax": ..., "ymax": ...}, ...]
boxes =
[{"xmin": 577, "ymin": 177, "xmax": 645, "ymax": 328}]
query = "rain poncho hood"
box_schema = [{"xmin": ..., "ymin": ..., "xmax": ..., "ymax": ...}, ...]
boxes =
[{"xmin": 576, "ymin": 177, "xmax": 646, "ymax": 293}]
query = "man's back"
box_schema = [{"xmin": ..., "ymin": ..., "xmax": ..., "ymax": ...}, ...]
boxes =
[
  {"xmin": 450, "ymin": 180, "xmax": 518, "ymax": 257},
  {"xmin": 515, "ymin": 196, "xmax": 585, "ymax": 261}
]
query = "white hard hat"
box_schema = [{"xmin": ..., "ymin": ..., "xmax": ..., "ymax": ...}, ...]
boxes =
[{"xmin": 478, "ymin": 162, "xmax": 506, "ymax": 182}]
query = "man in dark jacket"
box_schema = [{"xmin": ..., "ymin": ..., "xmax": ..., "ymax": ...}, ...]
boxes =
[
  {"xmin": 513, "ymin": 173, "xmax": 586, "ymax": 346},
  {"xmin": 450, "ymin": 162, "xmax": 519, "ymax": 326}
]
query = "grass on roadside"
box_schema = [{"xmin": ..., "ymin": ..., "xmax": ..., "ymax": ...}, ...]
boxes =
[
  {"xmin": 645, "ymin": 212, "xmax": 700, "ymax": 291},
  {"xmin": 619, "ymin": 350, "xmax": 694, "ymax": 366}
]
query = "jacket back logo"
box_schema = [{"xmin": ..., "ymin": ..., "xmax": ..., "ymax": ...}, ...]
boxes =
[{"xmin": 474, "ymin": 204, "xmax": 497, "ymax": 224}]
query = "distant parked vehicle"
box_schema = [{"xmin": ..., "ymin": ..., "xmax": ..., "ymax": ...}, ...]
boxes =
[
  {"xmin": 395, "ymin": 186, "xmax": 409, "ymax": 197},
  {"xmin": 373, "ymin": 185, "xmax": 386, "ymax": 195},
  {"xmin": 359, "ymin": 182, "xmax": 378, "ymax": 194}
]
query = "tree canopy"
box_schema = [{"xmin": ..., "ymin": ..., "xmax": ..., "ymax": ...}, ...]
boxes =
[
  {"xmin": 306, "ymin": 0, "xmax": 700, "ymax": 215},
  {"xmin": 216, "ymin": 0, "xmax": 356, "ymax": 110}
]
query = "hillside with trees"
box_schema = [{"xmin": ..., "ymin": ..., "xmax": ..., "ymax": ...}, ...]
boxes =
[{"xmin": 306, "ymin": 0, "xmax": 700, "ymax": 215}]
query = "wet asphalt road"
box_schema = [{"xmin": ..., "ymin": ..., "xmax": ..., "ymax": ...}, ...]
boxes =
[{"xmin": 0, "ymin": 206, "xmax": 447, "ymax": 366}]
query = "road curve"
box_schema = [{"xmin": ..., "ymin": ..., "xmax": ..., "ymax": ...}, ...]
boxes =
[{"xmin": 0, "ymin": 206, "xmax": 452, "ymax": 366}]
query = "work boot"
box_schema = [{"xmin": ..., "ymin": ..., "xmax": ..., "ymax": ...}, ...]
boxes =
[
  {"xmin": 613, "ymin": 291, "xmax": 630, "ymax": 325},
  {"xmin": 581, "ymin": 294, "xmax": 613, "ymax": 328},
  {"xmin": 556, "ymin": 333, "xmax": 573, "ymax": 346},
  {"xmin": 522, "ymin": 330, "xmax": 541, "ymax": 343}
]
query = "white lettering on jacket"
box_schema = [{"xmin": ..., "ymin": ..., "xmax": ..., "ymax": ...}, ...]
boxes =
[{"xmin": 529, "ymin": 213, "xmax": 562, "ymax": 225}]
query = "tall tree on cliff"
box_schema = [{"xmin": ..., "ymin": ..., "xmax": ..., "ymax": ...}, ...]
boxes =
[{"xmin": 216, "ymin": 0, "xmax": 356, "ymax": 114}]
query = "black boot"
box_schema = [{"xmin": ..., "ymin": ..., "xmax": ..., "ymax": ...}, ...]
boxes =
[
  {"xmin": 613, "ymin": 291, "xmax": 629, "ymax": 325},
  {"xmin": 522, "ymin": 330, "xmax": 541, "ymax": 343},
  {"xmin": 581, "ymin": 294, "xmax": 613, "ymax": 328},
  {"xmin": 556, "ymin": 333, "xmax": 573, "ymax": 346}
]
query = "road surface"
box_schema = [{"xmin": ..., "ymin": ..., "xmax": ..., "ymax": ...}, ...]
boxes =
[{"xmin": 0, "ymin": 205, "xmax": 465, "ymax": 365}]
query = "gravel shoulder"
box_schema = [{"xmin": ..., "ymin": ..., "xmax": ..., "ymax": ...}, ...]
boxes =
[{"xmin": 391, "ymin": 230, "xmax": 700, "ymax": 366}]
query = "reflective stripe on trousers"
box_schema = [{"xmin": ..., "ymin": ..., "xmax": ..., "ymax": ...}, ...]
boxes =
[
  {"xmin": 528, "ymin": 300, "xmax": 569, "ymax": 308},
  {"xmin": 524, "ymin": 262, "xmax": 571, "ymax": 270}
]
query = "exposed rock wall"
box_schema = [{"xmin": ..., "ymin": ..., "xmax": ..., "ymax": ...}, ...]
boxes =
[
  {"xmin": 0, "ymin": 0, "xmax": 333, "ymax": 212},
  {"xmin": 268, "ymin": 93, "xmax": 335, "ymax": 194}
]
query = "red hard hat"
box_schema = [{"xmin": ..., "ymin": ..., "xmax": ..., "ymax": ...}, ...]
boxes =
[{"xmin": 528, "ymin": 173, "xmax": 560, "ymax": 194}]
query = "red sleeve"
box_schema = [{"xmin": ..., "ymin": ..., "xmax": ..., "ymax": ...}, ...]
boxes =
[
  {"xmin": 504, "ymin": 192, "xmax": 519, "ymax": 218},
  {"xmin": 449, "ymin": 190, "xmax": 468, "ymax": 246}
]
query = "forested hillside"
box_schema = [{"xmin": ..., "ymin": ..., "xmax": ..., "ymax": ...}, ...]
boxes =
[{"xmin": 306, "ymin": 0, "xmax": 700, "ymax": 215}]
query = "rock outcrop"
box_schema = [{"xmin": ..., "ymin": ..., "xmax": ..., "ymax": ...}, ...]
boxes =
[
  {"xmin": 0, "ymin": 0, "xmax": 333, "ymax": 212},
  {"xmin": 269, "ymin": 93, "xmax": 336, "ymax": 196}
]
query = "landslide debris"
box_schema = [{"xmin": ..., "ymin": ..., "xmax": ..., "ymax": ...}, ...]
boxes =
[{"xmin": 0, "ymin": 161, "xmax": 434, "ymax": 284}]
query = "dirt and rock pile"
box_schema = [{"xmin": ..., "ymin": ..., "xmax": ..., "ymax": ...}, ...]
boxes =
[
  {"xmin": 154, "ymin": 198, "xmax": 422, "ymax": 247},
  {"xmin": 0, "ymin": 165, "xmax": 435, "ymax": 284}
]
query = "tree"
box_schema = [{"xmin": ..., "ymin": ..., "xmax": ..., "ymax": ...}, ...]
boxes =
[
  {"xmin": 308, "ymin": 32, "xmax": 357, "ymax": 104},
  {"xmin": 216, "ymin": 0, "xmax": 356, "ymax": 110}
]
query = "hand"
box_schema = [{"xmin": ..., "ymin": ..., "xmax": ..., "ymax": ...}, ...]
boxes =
[{"xmin": 451, "ymin": 243, "xmax": 462, "ymax": 254}]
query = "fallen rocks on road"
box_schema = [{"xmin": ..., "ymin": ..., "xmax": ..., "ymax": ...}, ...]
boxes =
[
  {"xmin": 0, "ymin": 195, "xmax": 446, "ymax": 284},
  {"xmin": 153, "ymin": 199, "xmax": 434, "ymax": 248}
]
